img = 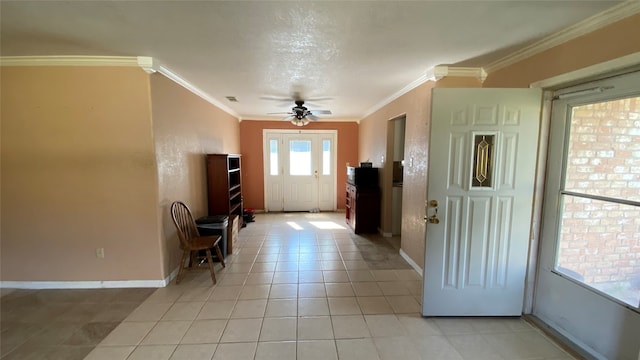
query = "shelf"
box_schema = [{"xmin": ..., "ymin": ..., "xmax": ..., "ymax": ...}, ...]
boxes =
[
  {"xmin": 206, "ymin": 154, "xmax": 244, "ymax": 231},
  {"xmin": 228, "ymin": 157, "xmax": 240, "ymax": 170},
  {"xmin": 230, "ymin": 203, "xmax": 242, "ymax": 214},
  {"xmin": 230, "ymin": 192, "xmax": 242, "ymax": 202}
]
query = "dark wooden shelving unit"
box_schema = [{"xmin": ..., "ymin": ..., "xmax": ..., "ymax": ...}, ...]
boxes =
[{"xmin": 206, "ymin": 154, "xmax": 243, "ymax": 229}]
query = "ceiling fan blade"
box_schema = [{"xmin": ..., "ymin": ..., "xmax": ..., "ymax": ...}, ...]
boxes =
[
  {"xmin": 309, "ymin": 110, "xmax": 332, "ymax": 115},
  {"xmin": 305, "ymin": 97, "xmax": 332, "ymax": 102},
  {"xmin": 260, "ymin": 96, "xmax": 293, "ymax": 102},
  {"xmin": 268, "ymin": 112, "xmax": 294, "ymax": 115},
  {"xmin": 306, "ymin": 114, "xmax": 320, "ymax": 121}
]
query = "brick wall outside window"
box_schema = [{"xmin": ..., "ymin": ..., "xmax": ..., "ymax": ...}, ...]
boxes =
[{"xmin": 557, "ymin": 97, "xmax": 640, "ymax": 289}]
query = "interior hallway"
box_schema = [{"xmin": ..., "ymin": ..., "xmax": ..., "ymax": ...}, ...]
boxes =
[{"xmin": 1, "ymin": 212, "xmax": 576, "ymax": 359}]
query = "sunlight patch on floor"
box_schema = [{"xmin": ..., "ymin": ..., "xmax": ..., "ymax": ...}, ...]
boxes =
[
  {"xmin": 286, "ymin": 221, "xmax": 304, "ymax": 230},
  {"xmin": 309, "ymin": 221, "xmax": 345, "ymax": 230}
]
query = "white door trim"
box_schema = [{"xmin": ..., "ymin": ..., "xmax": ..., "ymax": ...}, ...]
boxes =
[
  {"xmin": 534, "ymin": 71, "xmax": 640, "ymax": 360},
  {"xmin": 523, "ymin": 54, "xmax": 640, "ymax": 314},
  {"xmin": 262, "ymin": 129, "xmax": 337, "ymax": 212}
]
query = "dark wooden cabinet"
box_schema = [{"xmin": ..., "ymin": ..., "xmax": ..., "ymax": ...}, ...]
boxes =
[
  {"xmin": 345, "ymin": 183, "xmax": 380, "ymax": 234},
  {"xmin": 206, "ymin": 154, "xmax": 243, "ymax": 229}
]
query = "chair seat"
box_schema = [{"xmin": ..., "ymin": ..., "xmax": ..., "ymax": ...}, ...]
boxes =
[{"xmin": 188, "ymin": 235, "xmax": 222, "ymax": 251}]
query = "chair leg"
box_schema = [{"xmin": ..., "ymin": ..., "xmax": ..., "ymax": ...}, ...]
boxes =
[
  {"xmin": 190, "ymin": 250, "xmax": 198, "ymax": 267},
  {"xmin": 205, "ymin": 249, "xmax": 217, "ymax": 284},
  {"xmin": 214, "ymin": 244, "xmax": 226, "ymax": 268},
  {"xmin": 176, "ymin": 249, "xmax": 189, "ymax": 284}
]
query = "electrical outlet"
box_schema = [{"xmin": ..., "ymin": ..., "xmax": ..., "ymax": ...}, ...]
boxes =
[{"xmin": 96, "ymin": 248, "xmax": 105, "ymax": 258}]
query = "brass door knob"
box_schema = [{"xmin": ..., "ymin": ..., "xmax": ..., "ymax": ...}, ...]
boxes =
[{"xmin": 424, "ymin": 215, "xmax": 440, "ymax": 224}]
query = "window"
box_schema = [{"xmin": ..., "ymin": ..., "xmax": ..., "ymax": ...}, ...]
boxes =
[
  {"xmin": 289, "ymin": 140, "xmax": 312, "ymax": 176},
  {"xmin": 269, "ymin": 139, "xmax": 278, "ymax": 176},
  {"xmin": 322, "ymin": 139, "xmax": 331, "ymax": 175},
  {"xmin": 555, "ymin": 95, "xmax": 640, "ymax": 308}
]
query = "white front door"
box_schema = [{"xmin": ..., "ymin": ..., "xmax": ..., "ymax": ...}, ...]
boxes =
[
  {"xmin": 423, "ymin": 88, "xmax": 541, "ymax": 316},
  {"xmin": 283, "ymin": 133, "xmax": 319, "ymax": 211},
  {"xmin": 264, "ymin": 130, "xmax": 336, "ymax": 212}
]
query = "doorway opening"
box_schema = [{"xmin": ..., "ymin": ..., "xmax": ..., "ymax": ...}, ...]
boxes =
[{"xmin": 387, "ymin": 115, "xmax": 406, "ymax": 236}]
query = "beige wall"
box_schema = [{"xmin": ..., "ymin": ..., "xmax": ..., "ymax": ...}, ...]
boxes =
[
  {"xmin": 0, "ymin": 67, "xmax": 240, "ymax": 283},
  {"xmin": 1, "ymin": 66, "xmax": 163, "ymax": 281},
  {"xmin": 150, "ymin": 73, "xmax": 240, "ymax": 279},
  {"xmin": 359, "ymin": 81, "xmax": 435, "ymax": 269}
]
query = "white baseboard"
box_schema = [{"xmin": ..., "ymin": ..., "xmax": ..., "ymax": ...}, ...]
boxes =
[
  {"xmin": 379, "ymin": 228, "xmax": 393, "ymax": 237},
  {"xmin": 0, "ymin": 267, "xmax": 182, "ymax": 290},
  {"xmin": 164, "ymin": 267, "xmax": 180, "ymax": 286},
  {"xmin": 399, "ymin": 249, "xmax": 423, "ymax": 276},
  {"xmin": 0, "ymin": 280, "xmax": 165, "ymax": 289}
]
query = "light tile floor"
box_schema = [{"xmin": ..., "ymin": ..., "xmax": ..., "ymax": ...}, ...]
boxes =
[{"xmin": 2, "ymin": 212, "xmax": 578, "ymax": 359}]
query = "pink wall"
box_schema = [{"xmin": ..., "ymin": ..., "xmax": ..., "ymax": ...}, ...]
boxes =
[
  {"xmin": 150, "ymin": 73, "xmax": 240, "ymax": 279},
  {"xmin": 484, "ymin": 13, "xmax": 640, "ymax": 87},
  {"xmin": 359, "ymin": 81, "xmax": 435, "ymax": 268},
  {"xmin": 239, "ymin": 120, "xmax": 359, "ymax": 210}
]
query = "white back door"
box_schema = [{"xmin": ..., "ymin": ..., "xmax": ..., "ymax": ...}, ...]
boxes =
[
  {"xmin": 283, "ymin": 133, "xmax": 319, "ymax": 211},
  {"xmin": 264, "ymin": 130, "xmax": 336, "ymax": 212},
  {"xmin": 423, "ymin": 88, "xmax": 541, "ymax": 316}
]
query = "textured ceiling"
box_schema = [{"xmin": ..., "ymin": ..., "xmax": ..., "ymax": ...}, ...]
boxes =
[{"xmin": 0, "ymin": 1, "xmax": 625, "ymax": 121}]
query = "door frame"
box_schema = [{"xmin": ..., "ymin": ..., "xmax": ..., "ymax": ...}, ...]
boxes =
[
  {"xmin": 522, "ymin": 56, "xmax": 640, "ymax": 316},
  {"xmin": 532, "ymin": 70, "xmax": 640, "ymax": 359},
  {"xmin": 526, "ymin": 56, "xmax": 640, "ymax": 359},
  {"xmin": 262, "ymin": 129, "xmax": 337, "ymax": 212}
]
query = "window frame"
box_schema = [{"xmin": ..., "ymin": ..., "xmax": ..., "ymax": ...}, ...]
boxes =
[{"xmin": 548, "ymin": 71, "xmax": 640, "ymax": 311}]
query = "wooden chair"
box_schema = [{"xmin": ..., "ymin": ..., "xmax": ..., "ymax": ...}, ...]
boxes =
[{"xmin": 170, "ymin": 201, "xmax": 226, "ymax": 284}]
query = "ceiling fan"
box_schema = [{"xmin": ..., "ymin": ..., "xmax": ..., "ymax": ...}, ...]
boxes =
[{"xmin": 268, "ymin": 99, "xmax": 332, "ymax": 127}]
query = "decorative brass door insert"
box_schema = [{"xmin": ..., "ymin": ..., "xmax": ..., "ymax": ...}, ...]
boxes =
[{"xmin": 472, "ymin": 134, "xmax": 495, "ymax": 188}]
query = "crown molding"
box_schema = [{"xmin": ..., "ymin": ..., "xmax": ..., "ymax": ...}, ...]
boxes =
[
  {"xmin": 155, "ymin": 65, "xmax": 240, "ymax": 119},
  {"xmin": 361, "ymin": 65, "xmax": 488, "ymax": 120},
  {"xmin": 136, "ymin": 56, "xmax": 156, "ymax": 74},
  {"xmin": 430, "ymin": 65, "xmax": 488, "ymax": 82},
  {"xmin": 485, "ymin": 1, "xmax": 640, "ymax": 74},
  {"xmin": 361, "ymin": 1, "xmax": 638, "ymax": 122},
  {"xmin": 362, "ymin": 72, "xmax": 432, "ymax": 119},
  {"xmin": 240, "ymin": 116, "xmax": 359, "ymax": 123},
  {"xmin": 0, "ymin": 55, "xmax": 239, "ymax": 119},
  {"xmin": 0, "ymin": 55, "xmax": 157, "ymax": 74}
]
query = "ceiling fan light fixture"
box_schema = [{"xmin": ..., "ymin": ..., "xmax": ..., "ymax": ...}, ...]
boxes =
[
  {"xmin": 269, "ymin": 99, "xmax": 329, "ymax": 126},
  {"xmin": 291, "ymin": 118, "xmax": 310, "ymax": 126}
]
